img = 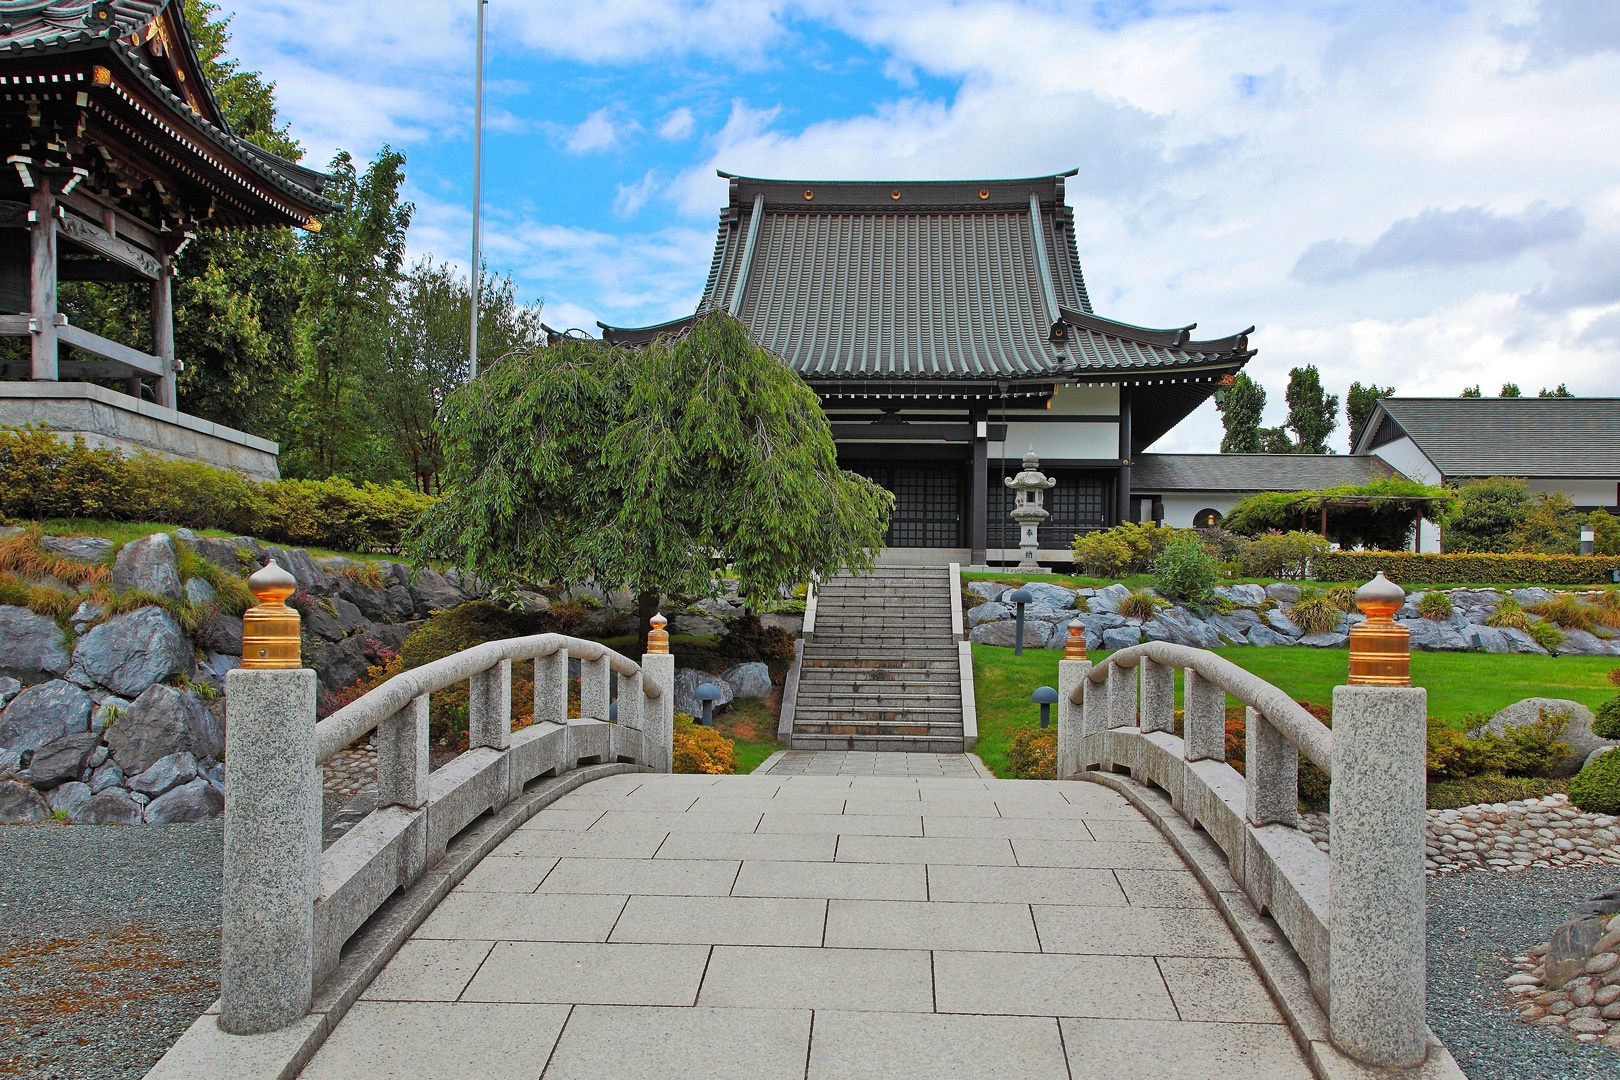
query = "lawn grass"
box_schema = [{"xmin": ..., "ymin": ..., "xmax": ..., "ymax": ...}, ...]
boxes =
[
  {"xmin": 971, "ymin": 643, "xmax": 1620, "ymax": 778},
  {"xmin": 712, "ymin": 696, "xmax": 781, "ymax": 774}
]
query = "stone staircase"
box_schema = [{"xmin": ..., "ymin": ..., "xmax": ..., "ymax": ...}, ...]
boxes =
[{"xmin": 790, "ymin": 566, "xmax": 966, "ymax": 752}]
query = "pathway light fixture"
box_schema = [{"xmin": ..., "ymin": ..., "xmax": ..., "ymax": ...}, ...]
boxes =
[
  {"xmin": 694, "ymin": 683, "xmax": 722, "ymax": 726},
  {"xmin": 1031, "ymin": 685, "xmax": 1058, "ymax": 728},
  {"xmin": 1008, "ymin": 588, "xmax": 1033, "ymax": 655},
  {"xmin": 1581, "ymin": 526, "xmax": 1595, "ymax": 556}
]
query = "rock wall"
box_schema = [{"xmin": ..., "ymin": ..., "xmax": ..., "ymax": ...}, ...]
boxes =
[{"xmin": 0, "ymin": 530, "xmax": 483, "ymax": 824}]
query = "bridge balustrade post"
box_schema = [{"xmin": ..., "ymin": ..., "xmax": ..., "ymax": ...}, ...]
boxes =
[
  {"xmin": 1106, "ymin": 661, "xmax": 1136, "ymax": 728},
  {"xmin": 580, "ymin": 655, "xmax": 611, "ymax": 721},
  {"xmin": 1329, "ymin": 683, "xmax": 1427, "ymax": 1067},
  {"xmin": 1182, "ymin": 669, "xmax": 1225, "ymax": 762},
  {"xmin": 468, "ymin": 659, "xmax": 512, "ymax": 750},
  {"xmin": 1081, "ymin": 672, "xmax": 1104, "ymax": 737},
  {"xmin": 618, "ymin": 671, "xmax": 643, "ymax": 730},
  {"xmin": 220, "ymin": 563, "xmax": 319, "ymax": 1035},
  {"xmin": 641, "ymin": 614, "xmax": 675, "ymax": 772},
  {"xmin": 535, "ymin": 649, "xmax": 569, "ymax": 724},
  {"xmin": 1056, "ymin": 664, "xmax": 1089, "ymax": 780},
  {"xmin": 1139, "ymin": 658, "xmax": 1174, "ymax": 734},
  {"xmin": 376, "ymin": 694, "xmax": 429, "ymax": 809},
  {"xmin": 1243, "ymin": 706, "xmax": 1297, "ymax": 827}
]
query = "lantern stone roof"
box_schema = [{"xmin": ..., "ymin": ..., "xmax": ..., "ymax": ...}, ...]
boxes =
[
  {"xmin": 0, "ymin": 0, "xmax": 332, "ymax": 227},
  {"xmin": 599, "ymin": 172, "xmax": 1255, "ymax": 394}
]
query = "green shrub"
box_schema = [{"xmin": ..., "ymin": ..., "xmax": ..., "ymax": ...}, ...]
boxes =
[
  {"xmin": 1289, "ymin": 593, "xmax": 1343, "ymax": 634},
  {"xmin": 1236, "ymin": 531, "xmax": 1331, "ymax": 579},
  {"xmin": 1529, "ymin": 620, "xmax": 1564, "ymax": 652},
  {"xmin": 1568, "ymin": 749, "xmax": 1620, "ymax": 814},
  {"xmin": 1117, "ymin": 587, "xmax": 1169, "ymax": 622},
  {"xmin": 1310, "ymin": 550, "xmax": 1620, "ymax": 586},
  {"xmin": 0, "ymin": 425, "xmax": 433, "ymax": 552},
  {"xmin": 716, "ymin": 614, "xmax": 796, "ymax": 679},
  {"xmin": 1416, "ymin": 591, "xmax": 1454, "ymax": 621},
  {"xmin": 1485, "ymin": 598, "xmax": 1531, "ymax": 631},
  {"xmin": 1071, "ymin": 522, "xmax": 1187, "ymax": 578},
  {"xmin": 1151, "ymin": 537, "xmax": 1216, "ymax": 602},
  {"xmin": 1590, "ymin": 510, "xmax": 1620, "ymax": 557},
  {"xmin": 1593, "ymin": 696, "xmax": 1620, "ymax": 741},
  {"xmin": 1428, "ymin": 775, "xmax": 1567, "ymax": 810},
  {"xmin": 1007, "ymin": 727, "xmax": 1057, "ymax": 779},
  {"xmin": 1440, "ymin": 477, "xmax": 1534, "ymax": 553},
  {"xmin": 1223, "ymin": 479, "xmax": 1451, "ymax": 551},
  {"xmin": 672, "ymin": 714, "xmax": 738, "ymax": 774},
  {"xmin": 1424, "ymin": 712, "xmax": 1572, "ymax": 780}
]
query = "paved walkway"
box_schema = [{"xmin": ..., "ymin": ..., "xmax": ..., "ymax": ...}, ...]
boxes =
[{"xmin": 298, "ymin": 764, "xmax": 1313, "ymax": 1079}]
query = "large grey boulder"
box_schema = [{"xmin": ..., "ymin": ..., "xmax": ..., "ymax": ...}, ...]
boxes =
[
  {"xmin": 127, "ymin": 751, "xmax": 199, "ymax": 798},
  {"xmin": 0, "ymin": 605, "xmax": 71, "ymax": 683},
  {"xmin": 337, "ymin": 578, "xmax": 393, "ymax": 622},
  {"xmin": 1510, "ymin": 588, "xmax": 1557, "ymax": 609},
  {"xmin": 105, "ymin": 684, "xmax": 222, "ymax": 775},
  {"xmin": 261, "ymin": 547, "xmax": 327, "ymax": 592},
  {"xmin": 69, "ymin": 607, "xmax": 189, "ymax": 698},
  {"xmin": 970, "ymin": 582, "xmax": 1011, "ymax": 603},
  {"xmin": 194, "ymin": 613, "xmax": 244, "ymax": 656},
  {"xmin": 1144, "ymin": 609, "xmax": 1222, "ymax": 649},
  {"xmin": 967, "ymin": 620, "xmax": 1020, "ymax": 647},
  {"xmin": 89, "ymin": 759, "xmax": 124, "ymax": 793},
  {"xmin": 90, "ymin": 696, "xmax": 130, "ymax": 733},
  {"xmin": 41, "ymin": 535, "xmax": 114, "ymax": 563},
  {"xmin": 964, "ymin": 601, "xmax": 1010, "ymax": 629},
  {"xmin": 1215, "ymin": 583, "xmax": 1268, "ymax": 607},
  {"xmin": 670, "ymin": 611, "xmax": 726, "ymax": 637},
  {"xmin": 332, "ymin": 597, "xmax": 369, "ymax": 634},
  {"xmin": 1247, "ymin": 625, "xmax": 1292, "ymax": 647},
  {"xmin": 1266, "ymin": 583, "xmax": 1302, "ymax": 604},
  {"xmin": 110, "ymin": 533, "xmax": 183, "ymax": 601},
  {"xmin": 183, "ymin": 577, "xmax": 216, "ymax": 606},
  {"xmin": 408, "ymin": 568, "xmax": 466, "ymax": 616},
  {"xmin": 0, "ymin": 680, "xmax": 93, "ymax": 753},
  {"xmin": 722, "ymin": 662, "xmax": 772, "ymax": 699},
  {"xmin": 1208, "ymin": 613, "xmax": 1259, "ymax": 645},
  {"xmin": 674, "ymin": 668, "xmax": 734, "ymax": 718},
  {"xmin": 1463, "ymin": 625, "xmax": 1547, "ymax": 655},
  {"xmin": 1554, "ymin": 629, "xmax": 1620, "ymax": 657},
  {"xmin": 48, "ymin": 780, "xmax": 93, "ymax": 818},
  {"xmin": 0, "ymin": 748, "xmax": 18, "ymax": 780},
  {"xmin": 1022, "ymin": 583, "xmax": 1076, "ymax": 610},
  {"xmin": 1449, "ymin": 589, "xmax": 1503, "ymax": 623},
  {"xmin": 76, "ymin": 787, "xmax": 143, "ymax": 825},
  {"xmin": 1265, "ymin": 610, "xmax": 1302, "ymax": 638},
  {"xmin": 0, "ymin": 780, "xmax": 50, "ymax": 822},
  {"xmin": 384, "ymin": 585, "xmax": 416, "ymax": 621},
  {"xmin": 0, "ymin": 676, "xmax": 19, "ymax": 707},
  {"xmin": 1074, "ymin": 611, "xmax": 1129, "ymax": 635},
  {"xmin": 1398, "ymin": 618, "xmax": 1470, "ymax": 652},
  {"xmin": 1298, "ymin": 631, "xmax": 1350, "ymax": 648},
  {"xmin": 27, "ymin": 732, "xmax": 102, "ymax": 788},
  {"xmin": 311, "ymin": 636, "xmax": 369, "ymax": 693},
  {"xmin": 189, "ymin": 536, "xmax": 252, "ymax": 574},
  {"xmin": 1089, "ymin": 584, "xmax": 1132, "ymax": 614},
  {"xmin": 1486, "ymin": 698, "xmax": 1613, "ymax": 777},
  {"xmin": 1102, "ymin": 626, "xmax": 1143, "ymax": 651},
  {"xmin": 293, "ymin": 594, "xmax": 346, "ymax": 643}
]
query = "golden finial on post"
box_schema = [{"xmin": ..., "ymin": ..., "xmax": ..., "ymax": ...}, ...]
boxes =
[
  {"xmin": 1064, "ymin": 619, "xmax": 1088, "ymax": 661},
  {"xmin": 1347, "ymin": 572, "xmax": 1409, "ymax": 686},
  {"xmin": 241, "ymin": 560, "xmax": 301, "ymax": 669},
  {"xmin": 646, "ymin": 613, "xmax": 669, "ymax": 655}
]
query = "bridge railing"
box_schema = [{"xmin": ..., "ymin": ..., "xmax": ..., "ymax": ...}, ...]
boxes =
[
  {"xmin": 218, "ymin": 570, "xmax": 675, "ymax": 1039},
  {"xmin": 1056, "ymin": 575, "xmax": 1428, "ymax": 1070}
]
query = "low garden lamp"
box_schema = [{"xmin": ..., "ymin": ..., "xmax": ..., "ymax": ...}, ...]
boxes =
[
  {"xmin": 1582, "ymin": 526, "xmax": 1595, "ymax": 556},
  {"xmin": 694, "ymin": 683, "xmax": 722, "ymax": 727},
  {"xmin": 1008, "ymin": 588, "xmax": 1034, "ymax": 656},
  {"xmin": 1031, "ymin": 685, "xmax": 1059, "ymax": 729}
]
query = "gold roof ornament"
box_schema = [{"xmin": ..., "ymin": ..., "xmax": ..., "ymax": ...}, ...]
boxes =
[
  {"xmin": 1064, "ymin": 619, "xmax": 1088, "ymax": 661},
  {"xmin": 241, "ymin": 560, "xmax": 301, "ymax": 669},
  {"xmin": 1347, "ymin": 572, "xmax": 1409, "ymax": 686},
  {"xmin": 646, "ymin": 613, "xmax": 669, "ymax": 655}
]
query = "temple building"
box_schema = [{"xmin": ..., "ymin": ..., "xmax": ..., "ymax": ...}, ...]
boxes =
[
  {"xmin": 0, "ymin": 0, "xmax": 331, "ymax": 478},
  {"xmin": 602, "ymin": 173, "xmax": 1258, "ymax": 565}
]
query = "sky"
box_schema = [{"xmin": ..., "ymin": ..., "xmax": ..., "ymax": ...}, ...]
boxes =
[{"xmin": 223, "ymin": 0, "xmax": 1620, "ymax": 453}]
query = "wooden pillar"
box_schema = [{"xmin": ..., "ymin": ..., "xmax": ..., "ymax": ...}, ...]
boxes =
[
  {"xmin": 150, "ymin": 252, "xmax": 175, "ymax": 408},
  {"xmin": 1116, "ymin": 386, "xmax": 1133, "ymax": 525},
  {"xmin": 1321, "ymin": 503, "xmax": 1329, "ymax": 536},
  {"xmin": 28, "ymin": 184, "xmax": 57, "ymax": 380},
  {"xmin": 969, "ymin": 410, "xmax": 988, "ymax": 565}
]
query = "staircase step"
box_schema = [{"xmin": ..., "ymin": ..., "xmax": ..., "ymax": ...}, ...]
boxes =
[{"xmin": 791, "ymin": 733, "xmax": 967, "ymax": 753}]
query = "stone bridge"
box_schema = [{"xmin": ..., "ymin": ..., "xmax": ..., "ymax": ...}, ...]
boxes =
[{"xmin": 145, "ymin": 569, "xmax": 1466, "ymax": 1080}]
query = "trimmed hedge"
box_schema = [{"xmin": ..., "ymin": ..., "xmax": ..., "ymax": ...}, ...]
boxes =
[
  {"xmin": 0, "ymin": 425, "xmax": 431, "ymax": 553},
  {"xmin": 1569, "ymin": 749, "xmax": 1620, "ymax": 815},
  {"xmin": 1311, "ymin": 550, "xmax": 1620, "ymax": 585}
]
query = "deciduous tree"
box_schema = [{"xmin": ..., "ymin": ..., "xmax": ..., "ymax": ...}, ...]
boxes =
[
  {"xmin": 1283, "ymin": 365, "xmax": 1338, "ymax": 454},
  {"xmin": 1216, "ymin": 373, "xmax": 1267, "ymax": 453},
  {"xmin": 1345, "ymin": 381, "xmax": 1393, "ymax": 451}
]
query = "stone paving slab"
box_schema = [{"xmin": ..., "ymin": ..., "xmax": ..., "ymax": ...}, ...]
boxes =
[{"xmin": 302, "ymin": 768, "xmax": 1314, "ymax": 1079}]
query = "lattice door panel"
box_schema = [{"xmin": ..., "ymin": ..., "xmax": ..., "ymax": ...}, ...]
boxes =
[{"xmin": 863, "ymin": 465, "xmax": 965, "ymax": 548}]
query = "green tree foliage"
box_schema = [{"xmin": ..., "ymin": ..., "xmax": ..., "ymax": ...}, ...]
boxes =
[
  {"xmin": 411, "ymin": 313, "xmax": 893, "ymax": 635},
  {"xmin": 1499, "ymin": 383, "xmax": 1521, "ymax": 398},
  {"xmin": 1538, "ymin": 383, "xmax": 1574, "ymax": 398},
  {"xmin": 1441, "ymin": 477, "xmax": 1582, "ymax": 554},
  {"xmin": 375, "ymin": 260, "xmax": 548, "ymax": 494},
  {"xmin": 1460, "ymin": 385, "xmax": 1481, "ymax": 397},
  {"xmin": 1220, "ymin": 479, "xmax": 1451, "ymax": 550},
  {"xmin": 1589, "ymin": 510, "xmax": 1620, "ymax": 556},
  {"xmin": 1150, "ymin": 536, "xmax": 1216, "ymax": 601},
  {"xmin": 1345, "ymin": 381, "xmax": 1393, "ymax": 451},
  {"xmin": 1282, "ymin": 365, "xmax": 1338, "ymax": 454},
  {"xmin": 1216, "ymin": 373, "xmax": 1267, "ymax": 453},
  {"xmin": 282, "ymin": 150, "xmax": 414, "ymax": 480}
]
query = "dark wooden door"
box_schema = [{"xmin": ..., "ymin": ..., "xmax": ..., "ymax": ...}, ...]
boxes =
[{"xmin": 861, "ymin": 464, "xmax": 964, "ymax": 548}]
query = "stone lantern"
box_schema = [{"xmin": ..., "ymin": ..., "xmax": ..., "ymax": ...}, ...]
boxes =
[{"xmin": 1003, "ymin": 448, "xmax": 1056, "ymax": 572}]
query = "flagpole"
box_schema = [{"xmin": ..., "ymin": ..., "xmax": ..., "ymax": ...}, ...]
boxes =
[{"xmin": 469, "ymin": 0, "xmax": 487, "ymax": 379}]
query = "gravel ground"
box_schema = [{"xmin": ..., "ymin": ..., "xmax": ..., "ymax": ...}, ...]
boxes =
[
  {"xmin": 1428, "ymin": 865, "xmax": 1620, "ymax": 1080},
  {"xmin": 0, "ymin": 822, "xmax": 222, "ymax": 1080}
]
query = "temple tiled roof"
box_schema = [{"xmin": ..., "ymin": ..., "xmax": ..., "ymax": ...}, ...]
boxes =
[
  {"xmin": 1355, "ymin": 398, "xmax": 1620, "ymax": 480},
  {"xmin": 600, "ymin": 174, "xmax": 1254, "ymax": 386}
]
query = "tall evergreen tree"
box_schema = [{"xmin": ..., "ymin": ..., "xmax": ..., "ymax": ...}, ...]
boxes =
[
  {"xmin": 1345, "ymin": 381, "xmax": 1393, "ymax": 451},
  {"xmin": 1499, "ymin": 383, "xmax": 1522, "ymax": 398},
  {"xmin": 1216, "ymin": 373, "xmax": 1267, "ymax": 453},
  {"xmin": 1538, "ymin": 383, "xmax": 1573, "ymax": 398},
  {"xmin": 1283, "ymin": 365, "xmax": 1338, "ymax": 454},
  {"xmin": 1460, "ymin": 385, "xmax": 1482, "ymax": 397}
]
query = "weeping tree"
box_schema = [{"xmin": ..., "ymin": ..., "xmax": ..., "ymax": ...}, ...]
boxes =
[{"xmin": 411, "ymin": 312, "xmax": 893, "ymax": 647}]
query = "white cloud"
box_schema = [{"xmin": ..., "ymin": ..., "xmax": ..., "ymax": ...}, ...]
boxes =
[
  {"xmin": 657, "ymin": 107, "xmax": 697, "ymax": 140},
  {"xmin": 565, "ymin": 109, "xmax": 622, "ymax": 154},
  {"xmin": 614, "ymin": 170, "xmax": 661, "ymax": 217}
]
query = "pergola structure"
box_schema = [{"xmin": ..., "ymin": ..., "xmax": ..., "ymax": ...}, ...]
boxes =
[{"xmin": 0, "ymin": 0, "xmax": 330, "ymax": 407}]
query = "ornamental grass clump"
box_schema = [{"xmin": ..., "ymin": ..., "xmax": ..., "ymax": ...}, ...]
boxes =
[
  {"xmin": 1530, "ymin": 594, "xmax": 1599, "ymax": 633},
  {"xmin": 1485, "ymin": 597, "xmax": 1532, "ymax": 631},
  {"xmin": 1324, "ymin": 584, "xmax": 1359, "ymax": 613},
  {"xmin": 1529, "ymin": 620, "xmax": 1564, "ymax": 653},
  {"xmin": 1593, "ymin": 589, "xmax": 1620, "ymax": 630},
  {"xmin": 1288, "ymin": 591, "xmax": 1343, "ymax": 635},
  {"xmin": 1116, "ymin": 587, "xmax": 1169, "ymax": 622},
  {"xmin": 1416, "ymin": 591, "xmax": 1454, "ymax": 621}
]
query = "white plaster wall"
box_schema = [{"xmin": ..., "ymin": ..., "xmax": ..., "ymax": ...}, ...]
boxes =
[
  {"xmin": 1159, "ymin": 493, "xmax": 1243, "ymax": 528},
  {"xmin": 1000, "ymin": 421, "xmax": 1117, "ymax": 461},
  {"xmin": 1048, "ymin": 383, "xmax": 1119, "ymax": 415},
  {"xmin": 1367, "ymin": 436, "xmax": 1439, "ymax": 485},
  {"xmin": 1528, "ymin": 479, "xmax": 1619, "ymax": 507}
]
